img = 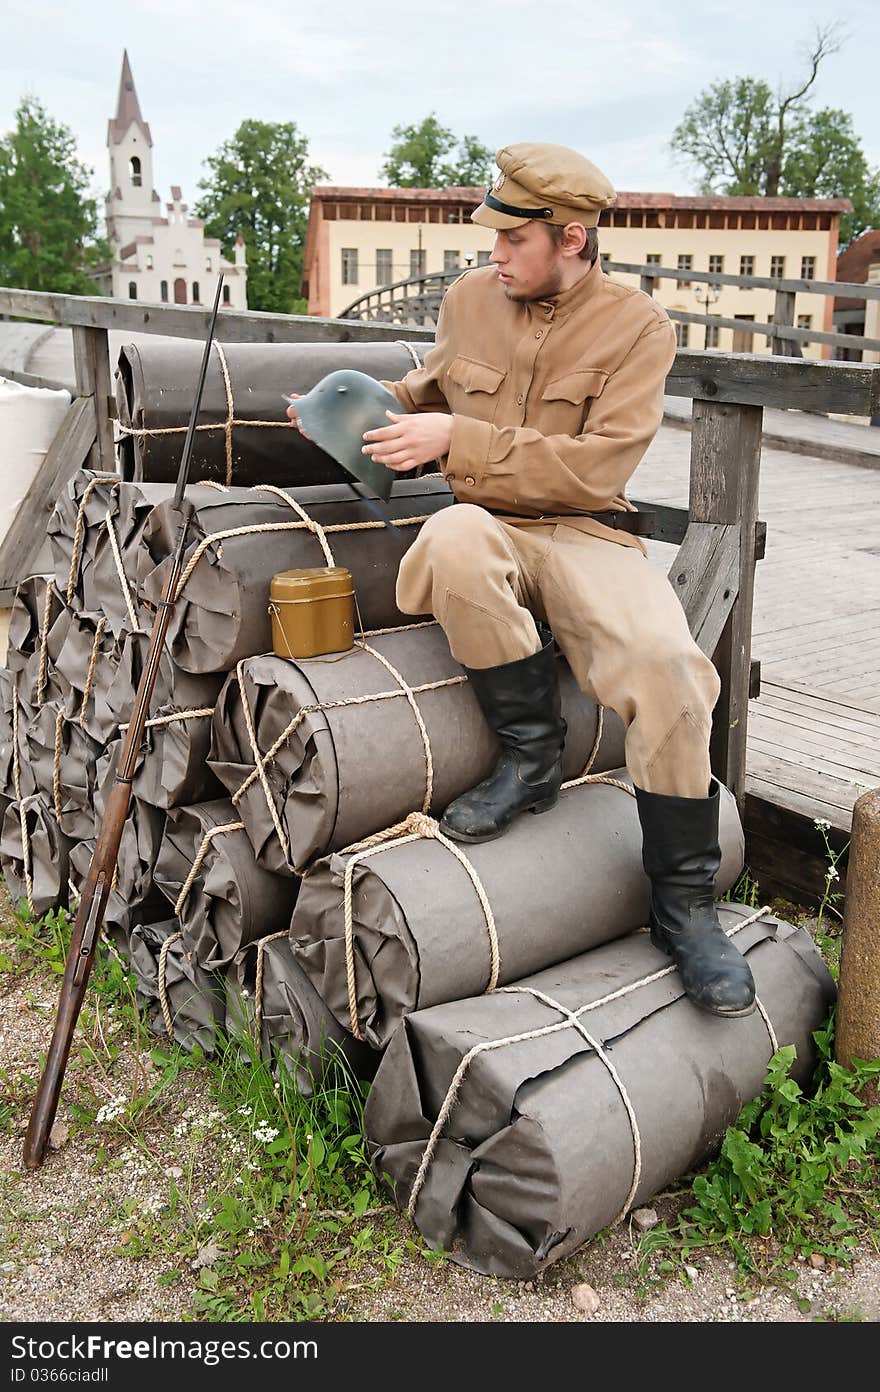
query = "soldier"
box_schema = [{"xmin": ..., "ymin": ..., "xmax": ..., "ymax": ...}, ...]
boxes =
[{"xmin": 289, "ymin": 142, "xmax": 755, "ymax": 1020}]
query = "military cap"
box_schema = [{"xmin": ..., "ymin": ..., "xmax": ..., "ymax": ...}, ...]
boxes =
[{"xmin": 471, "ymin": 142, "xmax": 616, "ymax": 230}]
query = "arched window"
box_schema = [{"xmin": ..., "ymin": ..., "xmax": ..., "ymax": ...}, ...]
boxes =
[
  {"xmin": 192, "ymin": 281, "xmax": 200, "ymax": 303},
  {"xmin": 145, "ymin": 253, "xmax": 153, "ymax": 270},
  {"xmin": 160, "ymin": 280, "xmax": 168, "ymax": 303},
  {"xmin": 128, "ymin": 281, "xmax": 137, "ymax": 299},
  {"xmin": 222, "ymin": 284, "xmax": 231, "ymax": 305},
  {"xmin": 206, "ymin": 257, "xmax": 212, "ymax": 272},
  {"xmin": 130, "ymin": 156, "xmax": 142, "ymax": 187}
]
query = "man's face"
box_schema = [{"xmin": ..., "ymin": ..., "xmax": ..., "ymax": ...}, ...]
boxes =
[{"xmin": 490, "ymin": 222, "xmax": 565, "ymax": 302}]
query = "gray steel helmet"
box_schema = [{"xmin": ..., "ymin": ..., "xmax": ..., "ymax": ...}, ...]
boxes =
[{"xmin": 291, "ymin": 369, "xmax": 407, "ymax": 502}]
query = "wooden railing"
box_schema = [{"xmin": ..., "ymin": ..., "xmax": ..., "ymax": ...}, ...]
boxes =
[
  {"xmin": 339, "ymin": 262, "xmax": 880, "ymax": 357},
  {"xmin": 1, "ymin": 285, "xmax": 879, "ymax": 818}
]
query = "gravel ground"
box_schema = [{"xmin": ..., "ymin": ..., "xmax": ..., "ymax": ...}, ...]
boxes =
[{"xmin": 2, "ymin": 901, "xmax": 878, "ymax": 1325}]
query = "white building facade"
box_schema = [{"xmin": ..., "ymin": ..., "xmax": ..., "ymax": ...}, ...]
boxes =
[{"xmin": 94, "ymin": 51, "xmax": 247, "ymax": 309}]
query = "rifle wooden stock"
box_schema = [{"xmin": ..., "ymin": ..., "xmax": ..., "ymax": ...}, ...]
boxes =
[{"xmin": 23, "ymin": 275, "xmax": 224, "ymax": 1169}]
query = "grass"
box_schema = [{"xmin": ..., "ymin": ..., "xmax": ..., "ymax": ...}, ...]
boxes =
[
  {"xmin": 3, "ymin": 844, "xmax": 879, "ymax": 1321},
  {"xmin": 0, "ymin": 895, "xmax": 412, "ymax": 1321}
]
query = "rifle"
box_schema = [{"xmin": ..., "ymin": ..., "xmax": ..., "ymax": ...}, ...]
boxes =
[{"xmin": 23, "ymin": 273, "xmax": 226, "ymax": 1169}]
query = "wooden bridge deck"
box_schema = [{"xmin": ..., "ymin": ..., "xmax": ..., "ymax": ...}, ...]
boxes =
[{"xmin": 636, "ymin": 418, "xmax": 880, "ymax": 904}]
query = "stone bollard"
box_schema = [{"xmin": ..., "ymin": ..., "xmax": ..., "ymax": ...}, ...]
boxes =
[{"xmin": 834, "ymin": 788, "xmax": 880, "ymax": 1105}]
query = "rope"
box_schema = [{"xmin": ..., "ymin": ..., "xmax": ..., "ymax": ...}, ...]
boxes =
[
  {"xmin": 35, "ymin": 580, "xmax": 56, "ymax": 708},
  {"xmin": 66, "ymin": 474, "xmax": 120, "ymax": 604},
  {"xmin": 172, "ymin": 514, "xmax": 429, "ymax": 603},
  {"xmin": 233, "ymin": 658, "xmax": 290, "ymax": 860},
  {"xmin": 213, "ymin": 343, "xmax": 235, "ymax": 486},
  {"xmin": 11, "ymin": 685, "xmax": 35, "ymax": 915},
  {"xmin": 158, "ymin": 930, "xmax": 183, "ymax": 1040},
  {"xmin": 229, "ymin": 673, "xmax": 465, "ymax": 811},
  {"xmin": 405, "ymin": 906, "xmax": 775, "ymax": 1222},
  {"xmin": 340, "ymin": 811, "xmax": 501, "ymax": 1041},
  {"xmin": 104, "ymin": 511, "xmax": 140, "ymax": 631},
  {"xmin": 255, "ymin": 485, "xmax": 336, "ymax": 567},
  {"xmin": 173, "ymin": 820, "xmax": 245, "ymax": 917},
  {"xmin": 79, "ymin": 617, "xmax": 108, "ymax": 729},
  {"xmin": 395, "ymin": 341, "xmax": 425, "ymax": 371},
  {"xmin": 361, "ymin": 642, "xmax": 436, "ymax": 813},
  {"xmin": 118, "ymin": 706, "xmax": 215, "ymax": 733},
  {"xmin": 254, "ymin": 929, "xmax": 290, "ymax": 1036}
]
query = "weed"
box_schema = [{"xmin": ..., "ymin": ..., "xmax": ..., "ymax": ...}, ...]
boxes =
[{"xmin": 637, "ymin": 1017, "xmax": 880, "ymax": 1300}]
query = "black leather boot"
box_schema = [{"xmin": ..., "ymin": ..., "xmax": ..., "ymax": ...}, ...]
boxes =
[
  {"xmin": 440, "ymin": 635, "xmax": 566, "ymax": 844},
  {"xmin": 634, "ymin": 780, "xmax": 756, "ymax": 1018}
]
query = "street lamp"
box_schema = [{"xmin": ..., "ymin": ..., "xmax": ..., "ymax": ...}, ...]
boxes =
[{"xmin": 693, "ymin": 283, "xmax": 721, "ymax": 348}]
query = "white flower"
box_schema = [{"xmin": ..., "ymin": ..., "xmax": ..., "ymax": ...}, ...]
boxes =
[
  {"xmin": 826, "ymin": 865, "xmax": 839, "ymax": 882},
  {"xmin": 253, "ymin": 1124, "xmax": 279, "ymax": 1145},
  {"xmin": 95, "ymin": 1095, "xmax": 127, "ymax": 1124},
  {"xmin": 814, "ymin": 818, "xmax": 831, "ymax": 831}
]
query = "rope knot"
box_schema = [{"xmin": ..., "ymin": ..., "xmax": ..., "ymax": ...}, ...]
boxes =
[{"xmin": 405, "ymin": 812, "xmax": 439, "ymax": 838}]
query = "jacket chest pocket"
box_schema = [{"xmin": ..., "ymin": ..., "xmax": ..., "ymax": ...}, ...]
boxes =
[
  {"xmin": 445, "ymin": 356, "xmax": 506, "ymax": 422},
  {"xmin": 542, "ymin": 367, "xmax": 608, "ymax": 406}
]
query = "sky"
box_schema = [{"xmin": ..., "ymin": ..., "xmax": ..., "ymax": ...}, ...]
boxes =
[{"xmin": 2, "ymin": 0, "xmax": 878, "ymax": 211}]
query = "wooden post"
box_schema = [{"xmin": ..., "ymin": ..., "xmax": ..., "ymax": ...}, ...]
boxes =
[
  {"xmin": 771, "ymin": 288, "xmax": 801, "ymax": 358},
  {"xmin": 688, "ymin": 399, "xmax": 763, "ymax": 814},
  {"xmin": 72, "ymin": 324, "xmax": 116, "ymax": 473},
  {"xmin": 834, "ymin": 788, "xmax": 880, "ymax": 1102}
]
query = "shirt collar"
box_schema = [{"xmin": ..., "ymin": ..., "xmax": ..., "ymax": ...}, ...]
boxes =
[{"xmin": 533, "ymin": 255, "xmax": 603, "ymax": 323}]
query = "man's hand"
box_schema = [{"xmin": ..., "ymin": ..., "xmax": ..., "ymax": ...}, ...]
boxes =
[
  {"xmin": 285, "ymin": 393, "xmax": 314, "ymax": 441},
  {"xmin": 362, "ymin": 411, "xmax": 454, "ymax": 473}
]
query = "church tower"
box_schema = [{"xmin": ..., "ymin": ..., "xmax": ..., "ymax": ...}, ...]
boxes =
[
  {"xmin": 105, "ymin": 51, "xmax": 159, "ymax": 250},
  {"xmin": 98, "ymin": 51, "xmax": 247, "ymax": 309}
]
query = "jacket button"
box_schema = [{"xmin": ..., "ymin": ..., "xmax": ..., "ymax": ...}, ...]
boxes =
[
  {"xmin": 464, "ymin": 475, "xmax": 476, "ymax": 486},
  {"xmin": 447, "ymin": 472, "xmax": 456, "ymax": 482},
  {"xmin": 535, "ymin": 330, "xmax": 543, "ymax": 338},
  {"xmin": 516, "ymin": 393, "xmax": 524, "ymax": 405}
]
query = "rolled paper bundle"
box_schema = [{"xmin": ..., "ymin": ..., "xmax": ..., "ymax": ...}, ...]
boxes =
[
  {"xmin": 52, "ymin": 608, "xmax": 125, "ymax": 744},
  {"xmin": 95, "ymin": 631, "xmax": 224, "ymax": 809},
  {"xmin": 153, "ymin": 798, "xmax": 300, "ymax": 971},
  {"xmin": 48, "ymin": 472, "xmax": 176, "ymax": 633},
  {"xmin": 0, "ymin": 794, "xmax": 72, "ymax": 916},
  {"xmin": 225, "ymin": 934, "xmax": 379, "ymax": 1095},
  {"xmin": 0, "ymin": 670, "xmax": 36, "ymax": 809},
  {"xmin": 290, "ymin": 772, "xmax": 745, "ymax": 1049},
  {"xmin": 364, "ymin": 906, "xmax": 836, "ymax": 1279},
  {"xmin": 137, "ymin": 476, "xmax": 455, "ymax": 674},
  {"xmin": 24, "ymin": 701, "xmax": 102, "ymax": 841},
  {"xmin": 6, "ymin": 577, "xmax": 69, "ymax": 711},
  {"xmin": 209, "ymin": 627, "xmax": 626, "ymax": 876},
  {"xmin": 129, "ymin": 918, "xmax": 226, "ymax": 1053},
  {"xmin": 115, "ymin": 337, "xmax": 433, "ymax": 486}
]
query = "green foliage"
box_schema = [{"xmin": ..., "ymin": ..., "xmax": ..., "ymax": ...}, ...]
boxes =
[
  {"xmin": 669, "ymin": 27, "xmax": 879, "ymax": 245},
  {"xmin": 380, "ymin": 114, "xmax": 494, "ymax": 188},
  {"xmin": 0, "ymin": 96, "xmax": 109, "ymax": 292},
  {"xmin": 639, "ymin": 1024, "xmax": 880, "ymax": 1292},
  {"xmin": 195, "ymin": 120, "xmax": 328, "ymax": 314}
]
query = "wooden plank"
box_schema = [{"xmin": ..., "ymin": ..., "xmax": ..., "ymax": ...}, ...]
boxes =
[
  {"xmin": 755, "ymin": 686, "xmax": 880, "ymax": 741},
  {"xmin": 668, "ymin": 521, "xmax": 740, "ymax": 656},
  {"xmin": 749, "ymin": 706, "xmax": 880, "ymax": 764},
  {"xmin": 72, "ymin": 325, "xmax": 115, "ymax": 474},
  {"xmin": 748, "ymin": 727, "xmax": 880, "ymax": 788},
  {"xmin": 605, "ymin": 260, "xmax": 880, "ymax": 301},
  {"xmin": 689, "ymin": 401, "xmax": 763, "ymax": 810},
  {"xmin": 744, "ymin": 825, "xmax": 848, "ymax": 908},
  {"xmin": 0, "ymin": 396, "xmax": 95, "ymax": 590},
  {"xmin": 746, "ymin": 746, "xmax": 865, "ymax": 817},
  {"xmin": 667, "ymin": 353, "xmax": 880, "ymax": 418}
]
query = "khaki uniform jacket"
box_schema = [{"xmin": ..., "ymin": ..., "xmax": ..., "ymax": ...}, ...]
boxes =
[{"xmin": 383, "ymin": 256, "xmax": 677, "ymax": 552}]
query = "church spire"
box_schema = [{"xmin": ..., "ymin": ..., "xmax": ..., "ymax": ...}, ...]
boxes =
[{"xmin": 108, "ymin": 50, "xmax": 152, "ymax": 147}]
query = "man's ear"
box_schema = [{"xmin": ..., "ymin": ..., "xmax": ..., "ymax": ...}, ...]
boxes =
[{"xmin": 561, "ymin": 222, "xmax": 588, "ymax": 257}]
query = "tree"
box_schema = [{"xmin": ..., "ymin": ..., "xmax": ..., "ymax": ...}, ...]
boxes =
[
  {"xmin": 195, "ymin": 120, "xmax": 327, "ymax": 314},
  {"xmin": 0, "ymin": 96, "xmax": 108, "ymax": 293},
  {"xmin": 380, "ymin": 114, "xmax": 494, "ymax": 187},
  {"xmin": 670, "ymin": 25, "xmax": 879, "ymax": 243}
]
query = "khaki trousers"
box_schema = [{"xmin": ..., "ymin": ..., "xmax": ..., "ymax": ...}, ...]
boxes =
[{"xmin": 397, "ymin": 505, "xmax": 721, "ymax": 798}]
